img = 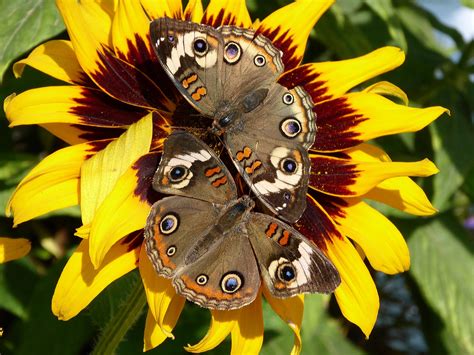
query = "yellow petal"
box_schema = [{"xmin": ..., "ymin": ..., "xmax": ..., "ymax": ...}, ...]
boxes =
[
  {"xmin": 112, "ymin": 0, "xmax": 150, "ymax": 60},
  {"xmin": 334, "ymin": 200, "xmax": 410, "ymax": 274},
  {"xmin": 56, "ymin": 0, "xmax": 171, "ymax": 111},
  {"xmin": 309, "ymin": 153, "xmax": 438, "ymax": 197},
  {"xmin": 81, "ymin": 114, "xmax": 152, "ymax": 226},
  {"xmin": 52, "ymin": 238, "xmax": 140, "ymax": 321},
  {"xmin": 363, "ymin": 81, "xmax": 408, "ymax": 105},
  {"xmin": 5, "ymin": 86, "xmax": 137, "ymax": 128},
  {"xmin": 230, "ymin": 293, "xmax": 263, "ymax": 355},
  {"xmin": 6, "ymin": 142, "xmax": 96, "ymax": 225},
  {"xmin": 13, "ymin": 40, "xmax": 86, "ymax": 84},
  {"xmin": 327, "ymin": 236, "xmax": 379, "ymax": 338},
  {"xmin": 89, "ymin": 163, "xmax": 151, "ymax": 268},
  {"xmin": 263, "ymin": 288, "xmax": 304, "ymax": 355},
  {"xmin": 367, "ymin": 177, "xmax": 437, "ymax": 216},
  {"xmin": 139, "ymin": 245, "xmax": 177, "ymax": 337},
  {"xmin": 143, "ymin": 310, "xmax": 167, "ymax": 351},
  {"xmin": 143, "ymin": 295, "xmax": 185, "ymax": 351},
  {"xmin": 140, "ymin": 0, "xmax": 183, "ymax": 19},
  {"xmin": 347, "ymin": 144, "xmax": 437, "ymax": 215},
  {"xmin": 185, "ymin": 309, "xmax": 239, "ymax": 353},
  {"xmin": 312, "ymin": 93, "xmax": 448, "ymax": 152},
  {"xmin": 281, "ymin": 47, "xmax": 405, "ymax": 102},
  {"xmin": 257, "ymin": 0, "xmax": 334, "ymax": 69},
  {"xmin": 345, "ymin": 92, "xmax": 448, "ymax": 142},
  {"xmin": 0, "ymin": 237, "xmax": 31, "ymax": 263},
  {"xmin": 202, "ymin": 0, "xmax": 252, "ymax": 27},
  {"xmin": 41, "ymin": 123, "xmax": 92, "ymax": 145},
  {"xmin": 75, "ymin": 224, "xmax": 90, "ymax": 239},
  {"xmin": 184, "ymin": 0, "xmax": 204, "ymax": 22},
  {"xmin": 56, "ymin": 0, "xmax": 113, "ymax": 76},
  {"xmin": 161, "ymin": 293, "xmax": 186, "ymax": 338}
]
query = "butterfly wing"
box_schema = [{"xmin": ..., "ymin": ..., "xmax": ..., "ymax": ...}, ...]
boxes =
[
  {"xmin": 172, "ymin": 222, "xmax": 260, "ymax": 310},
  {"xmin": 144, "ymin": 196, "xmax": 220, "ymax": 277},
  {"xmin": 247, "ymin": 212, "xmax": 340, "ymax": 297},
  {"xmin": 151, "ymin": 19, "xmax": 316, "ymax": 222},
  {"xmin": 224, "ymin": 135, "xmax": 311, "ymax": 223},
  {"xmin": 150, "ymin": 17, "xmax": 224, "ymax": 115},
  {"xmin": 217, "ymin": 28, "xmax": 316, "ymax": 222},
  {"xmin": 153, "ymin": 131, "xmax": 237, "ymax": 204}
]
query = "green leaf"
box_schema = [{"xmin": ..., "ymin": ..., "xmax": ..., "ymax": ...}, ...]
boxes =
[
  {"xmin": 8, "ymin": 256, "xmax": 96, "ymax": 355},
  {"xmin": 92, "ymin": 275, "xmax": 147, "ymax": 355},
  {"xmin": 408, "ymin": 215, "xmax": 474, "ymax": 354},
  {"xmin": 0, "ymin": 153, "xmax": 37, "ymax": 216},
  {"xmin": 0, "ymin": 258, "xmax": 38, "ymax": 319},
  {"xmin": 396, "ymin": 4, "xmax": 451, "ymax": 56},
  {"xmin": 461, "ymin": 0, "xmax": 474, "ymax": 9},
  {"xmin": 0, "ymin": 0, "xmax": 65, "ymax": 82},
  {"xmin": 463, "ymin": 166, "xmax": 474, "ymax": 201},
  {"xmin": 261, "ymin": 295, "xmax": 364, "ymax": 354},
  {"xmin": 430, "ymin": 101, "xmax": 474, "ymax": 211},
  {"xmin": 365, "ymin": 0, "xmax": 407, "ymax": 51},
  {"xmin": 312, "ymin": 5, "xmax": 375, "ymax": 59}
]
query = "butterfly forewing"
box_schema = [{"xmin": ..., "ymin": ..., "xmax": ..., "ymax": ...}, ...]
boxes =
[
  {"xmin": 224, "ymin": 132, "xmax": 311, "ymax": 223},
  {"xmin": 152, "ymin": 131, "xmax": 237, "ymax": 204},
  {"xmin": 150, "ymin": 17, "xmax": 224, "ymax": 115}
]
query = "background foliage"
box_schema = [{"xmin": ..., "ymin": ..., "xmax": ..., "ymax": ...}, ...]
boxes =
[{"xmin": 0, "ymin": 0, "xmax": 473, "ymax": 354}]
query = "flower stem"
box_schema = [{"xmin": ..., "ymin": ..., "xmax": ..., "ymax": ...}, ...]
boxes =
[{"xmin": 92, "ymin": 277, "xmax": 147, "ymax": 355}]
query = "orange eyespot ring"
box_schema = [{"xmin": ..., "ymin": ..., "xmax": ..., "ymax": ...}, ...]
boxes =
[
  {"xmin": 254, "ymin": 54, "xmax": 266, "ymax": 67},
  {"xmin": 196, "ymin": 274, "xmax": 208, "ymax": 285},
  {"xmin": 277, "ymin": 263, "xmax": 296, "ymax": 283},
  {"xmin": 160, "ymin": 214, "xmax": 179, "ymax": 235},
  {"xmin": 224, "ymin": 42, "xmax": 242, "ymax": 64},
  {"xmin": 283, "ymin": 93, "xmax": 294, "ymax": 105},
  {"xmin": 220, "ymin": 272, "xmax": 243, "ymax": 293}
]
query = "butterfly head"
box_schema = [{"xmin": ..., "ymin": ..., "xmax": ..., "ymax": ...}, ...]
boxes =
[{"xmin": 211, "ymin": 110, "xmax": 239, "ymax": 135}]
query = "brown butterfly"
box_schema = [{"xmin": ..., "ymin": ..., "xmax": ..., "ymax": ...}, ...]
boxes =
[
  {"xmin": 144, "ymin": 132, "xmax": 340, "ymax": 310},
  {"xmin": 150, "ymin": 18, "xmax": 316, "ymax": 223}
]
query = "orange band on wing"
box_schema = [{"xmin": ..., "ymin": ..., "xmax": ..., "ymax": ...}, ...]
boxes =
[
  {"xmin": 236, "ymin": 147, "xmax": 252, "ymax": 161},
  {"xmin": 191, "ymin": 86, "xmax": 207, "ymax": 101},
  {"xmin": 278, "ymin": 230, "xmax": 291, "ymax": 246},
  {"xmin": 265, "ymin": 223, "xmax": 278, "ymax": 238},
  {"xmin": 211, "ymin": 176, "xmax": 228, "ymax": 187},
  {"xmin": 178, "ymin": 274, "xmax": 255, "ymax": 300},
  {"xmin": 182, "ymin": 73, "xmax": 198, "ymax": 89},
  {"xmin": 152, "ymin": 223, "xmax": 176, "ymax": 269},
  {"xmin": 245, "ymin": 160, "xmax": 262, "ymax": 175},
  {"xmin": 205, "ymin": 166, "xmax": 222, "ymax": 177}
]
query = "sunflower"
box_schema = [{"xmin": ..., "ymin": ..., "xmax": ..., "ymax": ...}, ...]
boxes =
[{"xmin": 4, "ymin": 0, "xmax": 447, "ymax": 353}]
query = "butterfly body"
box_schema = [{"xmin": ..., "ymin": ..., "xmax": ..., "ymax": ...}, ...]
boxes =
[
  {"xmin": 150, "ymin": 18, "xmax": 316, "ymax": 223},
  {"xmin": 145, "ymin": 132, "xmax": 340, "ymax": 310}
]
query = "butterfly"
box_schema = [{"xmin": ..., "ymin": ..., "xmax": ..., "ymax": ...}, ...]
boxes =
[
  {"xmin": 144, "ymin": 132, "xmax": 340, "ymax": 310},
  {"xmin": 149, "ymin": 17, "xmax": 316, "ymax": 223}
]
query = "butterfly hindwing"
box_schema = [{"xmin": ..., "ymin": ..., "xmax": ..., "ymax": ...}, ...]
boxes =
[
  {"xmin": 172, "ymin": 223, "xmax": 261, "ymax": 310},
  {"xmin": 144, "ymin": 196, "xmax": 220, "ymax": 277},
  {"xmin": 247, "ymin": 212, "xmax": 341, "ymax": 297}
]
